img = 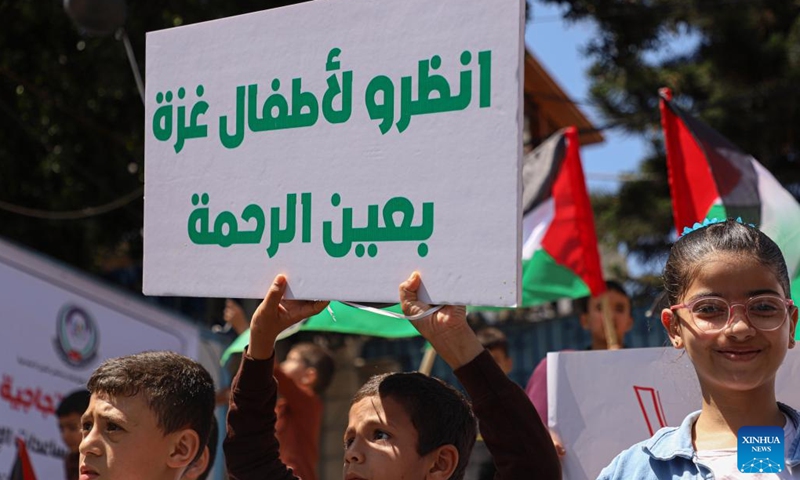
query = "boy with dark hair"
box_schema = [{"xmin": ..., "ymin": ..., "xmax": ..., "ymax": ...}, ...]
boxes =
[
  {"xmin": 282, "ymin": 342, "xmax": 335, "ymax": 395},
  {"xmin": 80, "ymin": 351, "xmax": 216, "ymax": 480},
  {"xmin": 572, "ymin": 280, "xmax": 632, "ymax": 351},
  {"xmin": 347, "ymin": 370, "xmax": 477, "ymax": 479},
  {"xmin": 56, "ymin": 389, "xmax": 91, "ymax": 480},
  {"xmin": 274, "ymin": 342, "xmax": 334, "ymax": 480},
  {"xmin": 224, "ymin": 272, "xmax": 560, "ymax": 480}
]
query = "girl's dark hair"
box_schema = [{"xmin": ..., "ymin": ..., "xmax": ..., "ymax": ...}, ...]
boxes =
[{"xmin": 663, "ymin": 219, "xmax": 791, "ymax": 304}]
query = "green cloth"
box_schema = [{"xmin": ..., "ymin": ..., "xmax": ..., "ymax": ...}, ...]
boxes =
[
  {"xmin": 220, "ymin": 330, "xmax": 251, "ymax": 367},
  {"xmin": 219, "ymin": 302, "xmax": 420, "ymax": 366},
  {"xmin": 300, "ymin": 302, "xmax": 419, "ymax": 338}
]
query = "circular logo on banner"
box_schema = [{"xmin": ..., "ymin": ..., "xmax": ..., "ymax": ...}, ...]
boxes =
[{"xmin": 54, "ymin": 305, "xmax": 99, "ymax": 368}]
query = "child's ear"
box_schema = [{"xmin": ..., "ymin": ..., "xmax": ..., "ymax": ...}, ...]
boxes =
[
  {"xmin": 166, "ymin": 428, "xmax": 201, "ymax": 470},
  {"xmin": 181, "ymin": 446, "xmax": 210, "ymax": 480},
  {"xmin": 425, "ymin": 444, "xmax": 458, "ymax": 479},
  {"xmin": 661, "ymin": 308, "xmax": 683, "ymax": 349}
]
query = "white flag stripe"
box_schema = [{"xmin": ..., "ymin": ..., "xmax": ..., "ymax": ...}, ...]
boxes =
[
  {"xmin": 753, "ymin": 160, "xmax": 800, "ymax": 280},
  {"xmin": 521, "ymin": 197, "xmax": 555, "ymax": 260}
]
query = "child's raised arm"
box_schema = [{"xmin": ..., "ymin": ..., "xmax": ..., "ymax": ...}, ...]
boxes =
[
  {"xmin": 224, "ymin": 274, "xmax": 328, "ymax": 480},
  {"xmin": 399, "ymin": 272, "xmax": 562, "ymax": 480}
]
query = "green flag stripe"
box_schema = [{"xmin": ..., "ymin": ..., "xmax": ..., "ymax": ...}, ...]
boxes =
[
  {"xmin": 704, "ymin": 203, "xmax": 727, "ymax": 223},
  {"xmin": 522, "ymin": 249, "xmax": 591, "ymax": 305}
]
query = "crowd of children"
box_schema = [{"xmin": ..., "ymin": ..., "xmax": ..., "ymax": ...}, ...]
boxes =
[{"xmin": 56, "ymin": 218, "xmax": 797, "ymax": 480}]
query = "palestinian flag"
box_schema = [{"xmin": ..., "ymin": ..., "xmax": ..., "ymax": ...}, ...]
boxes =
[
  {"xmin": 9, "ymin": 438, "xmax": 37, "ymax": 480},
  {"xmin": 659, "ymin": 88, "xmax": 800, "ymax": 333},
  {"xmin": 520, "ymin": 127, "xmax": 606, "ymax": 305}
]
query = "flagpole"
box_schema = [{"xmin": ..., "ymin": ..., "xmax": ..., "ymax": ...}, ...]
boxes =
[
  {"xmin": 418, "ymin": 343, "xmax": 437, "ymax": 376},
  {"xmin": 601, "ymin": 294, "xmax": 620, "ymax": 350}
]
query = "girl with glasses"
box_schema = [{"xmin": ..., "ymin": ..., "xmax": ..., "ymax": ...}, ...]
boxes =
[{"xmin": 599, "ymin": 218, "xmax": 799, "ymax": 479}]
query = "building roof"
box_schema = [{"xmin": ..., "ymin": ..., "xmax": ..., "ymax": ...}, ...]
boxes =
[{"xmin": 524, "ymin": 50, "xmax": 604, "ymax": 146}]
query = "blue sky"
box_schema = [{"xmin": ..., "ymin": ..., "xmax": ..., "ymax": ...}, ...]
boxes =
[{"xmin": 524, "ymin": 0, "xmax": 651, "ymax": 193}]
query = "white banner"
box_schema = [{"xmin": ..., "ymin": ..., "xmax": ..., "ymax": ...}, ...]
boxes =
[
  {"xmin": 548, "ymin": 347, "xmax": 800, "ymax": 480},
  {"xmin": 143, "ymin": 0, "xmax": 525, "ymax": 306},
  {"xmin": 0, "ymin": 238, "xmax": 201, "ymax": 480}
]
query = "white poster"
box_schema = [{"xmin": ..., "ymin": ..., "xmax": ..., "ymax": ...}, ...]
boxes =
[
  {"xmin": 143, "ymin": 0, "xmax": 525, "ymax": 306},
  {"xmin": 0, "ymin": 238, "xmax": 201, "ymax": 480},
  {"xmin": 548, "ymin": 347, "xmax": 800, "ymax": 480}
]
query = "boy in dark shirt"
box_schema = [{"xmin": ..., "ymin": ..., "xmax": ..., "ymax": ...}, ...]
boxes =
[
  {"xmin": 224, "ymin": 272, "xmax": 560, "ymax": 480},
  {"xmin": 465, "ymin": 327, "xmax": 514, "ymax": 480}
]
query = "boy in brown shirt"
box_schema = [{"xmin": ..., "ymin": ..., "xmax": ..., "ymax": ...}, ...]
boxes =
[
  {"xmin": 224, "ymin": 272, "xmax": 561, "ymax": 480},
  {"xmin": 273, "ymin": 342, "xmax": 333, "ymax": 480}
]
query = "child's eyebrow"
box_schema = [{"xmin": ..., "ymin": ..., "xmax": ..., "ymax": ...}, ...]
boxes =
[
  {"xmin": 98, "ymin": 411, "xmax": 128, "ymax": 424},
  {"xmin": 342, "ymin": 417, "xmax": 396, "ymax": 439},
  {"xmin": 684, "ymin": 292, "xmax": 720, "ymax": 301},
  {"xmin": 80, "ymin": 411, "xmax": 128, "ymax": 429},
  {"xmin": 687, "ymin": 289, "xmax": 783, "ymax": 301},
  {"xmin": 748, "ymin": 289, "xmax": 782, "ymax": 297},
  {"xmin": 359, "ymin": 419, "xmax": 396, "ymax": 430},
  {"xmin": 90, "ymin": 404, "xmax": 130, "ymax": 425}
]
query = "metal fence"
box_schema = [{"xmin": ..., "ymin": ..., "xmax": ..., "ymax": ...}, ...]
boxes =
[{"xmin": 360, "ymin": 306, "xmax": 669, "ymax": 388}]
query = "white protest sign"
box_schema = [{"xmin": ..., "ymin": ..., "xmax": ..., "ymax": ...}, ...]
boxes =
[
  {"xmin": 0, "ymin": 238, "xmax": 201, "ymax": 480},
  {"xmin": 548, "ymin": 347, "xmax": 800, "ymax": 480},
  {"xmin": 143, "ymin": 0, "xmax": 525, "ymax": 306}
]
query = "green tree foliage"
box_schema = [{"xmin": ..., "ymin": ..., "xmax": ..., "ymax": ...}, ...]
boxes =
[
  {"xmin": 0, "ymin": 0, "xmax": 305, "ymax": 279},
  {"xmin": 539, "ymin": 0, "xmax": 800, "ymax": 263},
  {"xmin": 591, "ymin": 146, "xmax": 673, "ymax": 265}
]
